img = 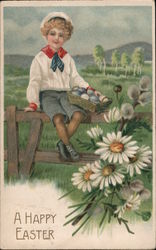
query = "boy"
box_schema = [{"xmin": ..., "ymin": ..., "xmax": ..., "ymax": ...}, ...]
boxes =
[{"xmin": 25, "ymin": 12, "xmax": 101, "ymax": 161}]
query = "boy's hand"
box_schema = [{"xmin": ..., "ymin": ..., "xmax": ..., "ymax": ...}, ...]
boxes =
[{"xmin": 24, "ymin": 107, "xmax": 35, "ymax": 112}]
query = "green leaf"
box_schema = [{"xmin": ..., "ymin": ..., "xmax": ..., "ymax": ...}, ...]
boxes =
[
  {"xmin": 76, "ymin": 138, "xmax": 98, "ymax": 150},
  {"xmin": 72, "ymin": 215, "xmax": 90, "ymax": 236},
  {"xmin": 122, "ymin": 117, "xmax": 152, "ymax": 136},
  {"xmin": 99, "ymin": 209, "xmax": 107, "ymax": 227},
  {"xmin": 141, "ymin": 211, "xmax": 151, "ymax": 221}
]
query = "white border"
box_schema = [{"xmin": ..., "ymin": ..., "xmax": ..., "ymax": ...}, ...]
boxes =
[
  {"xmin": 0, "ymin": 0, "xmax": 155, "ymax": 249},
  {"xmin": 152, "ymin": 0, "xmax": 156, "ymax": 244},
  {"xmin": 1, "ymin": 0, "xmax": 153, "ymax": 7}
]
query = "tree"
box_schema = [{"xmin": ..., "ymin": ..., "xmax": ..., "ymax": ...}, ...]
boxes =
[
  {"xmin": 93, "ymin": 45, "xmax": 106, "ymax": 74},
  {"xmin": 111, "ymin": 50, "xmax": 120, "ymax": 72},
  {"xmin": 121, "ymin": 52, "xmax": 131, "ymax": 76},
  {"xmin": 131, "ymin": 47, "xmax": 144, "ymax": 76}
]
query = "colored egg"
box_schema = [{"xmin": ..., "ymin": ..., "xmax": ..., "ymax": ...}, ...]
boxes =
[
  {"xmin": 81, "ymin": 93, "xmax": 89, "ymax": 100},
  {"xmin": 72, "ymin": 90, "xmax": 82, "ymax": 96},
  {"xmin": 87, "ymin": 89, "xmax": 95, "ymax": 95},
  {"xmin": 78, "ymin": 87, "xmax": 87, "ymax": 94},
  {"xmin": 89, "ymin": 95, "xmax": 100, "ymax": 103},
  {"xmin": 99, "ymin": 95, "xmax": 109, "ymax": 103}
]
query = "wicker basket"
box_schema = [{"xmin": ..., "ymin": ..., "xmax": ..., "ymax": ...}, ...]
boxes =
[{"xmin": 67, "ymin": 91, "xmax": 112, "ymax": 112}]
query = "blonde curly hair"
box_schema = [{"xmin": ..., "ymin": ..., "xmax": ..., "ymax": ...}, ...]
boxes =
[{"xmin": 40, "ymin": 17, "xmax": 73, "ymax": 41}]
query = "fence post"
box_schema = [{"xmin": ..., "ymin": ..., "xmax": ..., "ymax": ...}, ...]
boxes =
[
  {"xmin": 20, "ymin": 118, "xmax": 43, "ymax": 178},
  {"xmin": 6, "ymin": 106, "xmax": 19, "ymax": 178}
]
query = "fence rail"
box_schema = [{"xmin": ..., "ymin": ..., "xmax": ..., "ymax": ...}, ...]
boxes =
[{"xmin": 4, "ymin": 105, "xmax": 152, "ymax": 179}]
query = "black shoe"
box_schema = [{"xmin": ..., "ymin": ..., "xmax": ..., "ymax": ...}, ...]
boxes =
[
  {"xmin": 57, "ymin": 140, "xmax": 69, "ymax": 160},
  {"xmin": 65, "ymin": 144, "xmax": 80, "ymax": 161}
]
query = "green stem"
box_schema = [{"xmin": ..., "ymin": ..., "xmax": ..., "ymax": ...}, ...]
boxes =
[
  {"xmin": 64, "ymin": 213, "xmax": 84, "ymax": 226},
  {"xmin": 72, "ymin": 215, "xmax": 90, "ymax": 237},
  {"xmin": 114, "ymin": 192, "xmax": 124, "ymax": 202},
  {"xmin": 134, "ymin": 211, "xmax": 142, "ymax": 217},
  {"xmin": 102, "ymin": 202, "xmax": 116, "ymax": 211},
  {"xmin": 83, "ymin": 188, "xmax": 99, "ymax": 201},
  {"xmin": 66, "ymin": 205, "xmax": 84, "ymax": 218},
  {"xmin": 133, "ymin": 101, "xmax": 139, "ymax": 109},
  {"xmin": 116, "ymin": 92, "xmax": 119, "ymax": 102},
  {"xmin": 58, "ymin": 188, "xmax": 75, "ymax": 200},
  {"xmin": 110, "ymin": 189, "xmax": 115, "ymax": 204},
  {"xmin": 118, "ymin": 117, "xmax": 126, "ymax": 131},
  {"xmin": 71, "ymin": 196, "xmax": 96, "ymax": 226},
  {"xmin": 99, "ymin": 209, "xmax": 107, "ymax": 228},
  {"xmin": 68, "ymin": 201, "xmax": 87, "ymax": 208},
  {"xmin": 118, "ymin": 218, "xmax": 134, "ymax": 234},
  {"xmin": 72, "ymin": 191, "xmax": 103, "ymax": 226}
]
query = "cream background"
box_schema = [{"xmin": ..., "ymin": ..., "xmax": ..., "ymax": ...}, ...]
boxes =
[
  {"xmin": 0, "ymin": 0, "xmax": 156, "ymax": 249},
  {"xmin": 1, "ymin": 182, "xmax": 155, "ymax": 249}
]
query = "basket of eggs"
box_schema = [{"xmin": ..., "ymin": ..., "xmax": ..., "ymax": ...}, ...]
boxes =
[{"xmin": 67, "ymin": 87, "xmax": 112, "ymax": 113}]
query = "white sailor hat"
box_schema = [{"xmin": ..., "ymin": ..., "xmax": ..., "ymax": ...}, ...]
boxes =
[{"xmin": 40, "ymin": 12, "xmax": 73, "ymax": 29}]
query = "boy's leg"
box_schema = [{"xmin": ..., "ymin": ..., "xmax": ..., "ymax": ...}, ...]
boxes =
[
  {"xmin": 53, "ymin": 113, "xmax": 69, "ymax": 145},
  {"xmin": 67, "ymin": 111, "xmax": 84, "ymax": 138},
  {"xmin": 53, "ymin": 113, "xmax": 81, "ymax": 161}
]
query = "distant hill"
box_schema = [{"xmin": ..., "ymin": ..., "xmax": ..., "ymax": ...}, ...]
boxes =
[
  {"xmin": 4, "ymin": 41, "xmax": 152, "ymax": 70},
  {"xmin": 105, "ymin": 41, "xmax": 152, "ymax": 62},
  {"xmin": 4, "ymin": 54, "xmax": 34, "ymax": 69}
]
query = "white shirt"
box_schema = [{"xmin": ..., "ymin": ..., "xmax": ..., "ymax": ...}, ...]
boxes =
[{"xmin": 26, "ymin": 50, "xmax": 89, "ymax": 107}]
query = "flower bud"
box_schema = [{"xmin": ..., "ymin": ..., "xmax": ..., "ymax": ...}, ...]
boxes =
[
  {"xmin": 138, "ymin": 92, "xmax": 152, "ymax": 106},
  {"xmin": 121, "ymin": 103, "xmax": 134, "ymax": 120},
  {"xmin": 139, "ymin": 188, "xmax": 151, "ymax": 200},
  {"xmin": 127, "ymin": 85, "xmax": 140, "ymax": 101},
  {"xmin": 130, "ymin": 179, "xmax": 144, "ymax": 192},
  {"xmin": 139, "ymin": 76, "xmax": 151, "ymax": 91},
  {"xmin": 114, "ymin": 85, "xmax": 122, "ymax": 93}
]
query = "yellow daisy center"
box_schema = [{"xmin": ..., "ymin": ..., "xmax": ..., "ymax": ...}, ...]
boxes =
[
  {"xmin": 84, "ymin": 170, "xmax": 93, "ymax": 181},
  {"xmin": 129, "ymin": 155, "xmax": 138, "ymax": 163},
  {"xmin": 110, "ymin": 141, "xmax": 124, "ymax": 153},
  {"xmin": 102, "ymin": 165, "xmax": 115, "ymax": 177}
]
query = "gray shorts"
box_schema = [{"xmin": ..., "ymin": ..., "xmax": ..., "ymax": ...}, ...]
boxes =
[{"xmin": 40, "ymin": 90, "xmax": 87, "ymax": 124}]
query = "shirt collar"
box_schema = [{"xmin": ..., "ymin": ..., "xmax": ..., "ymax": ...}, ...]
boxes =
[{"xmin": 41, "ymin": 45, "xmax": 67, "ymax": 59}]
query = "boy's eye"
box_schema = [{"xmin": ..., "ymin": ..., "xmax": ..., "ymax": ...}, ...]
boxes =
[
  {"xmin": 50, "ymin": 32, "xmax": 55, "ymax": 36},
  {"xmin": 59, "ymin": 33, "xmax": 64, "ymax": 37}
]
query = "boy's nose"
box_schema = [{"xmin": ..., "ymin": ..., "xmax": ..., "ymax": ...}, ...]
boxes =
[{"xmin": 55, "ymin": 35, "xmax": 59, "ymax": 40}]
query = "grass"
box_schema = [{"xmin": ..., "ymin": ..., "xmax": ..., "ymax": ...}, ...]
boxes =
[{"xmin": 4, "ymin": 63, "xmax": 153, "ymax": 204}]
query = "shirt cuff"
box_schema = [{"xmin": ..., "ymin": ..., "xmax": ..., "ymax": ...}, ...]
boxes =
[
  {"xmin": 86, "ymin": 86, "xmax": 96, "ymax": 92},
  {"xmin": 29, "ymin": 103, "xmax": 38, "ymax": 111}
]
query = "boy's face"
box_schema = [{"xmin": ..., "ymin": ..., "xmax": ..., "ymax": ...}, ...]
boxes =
[{"xmin": 46, "ymin": 27, "xmax": 65, "ymax": 52}]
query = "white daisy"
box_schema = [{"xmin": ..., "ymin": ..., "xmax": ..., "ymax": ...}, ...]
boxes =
[
  {"xmin": 90, "ymin": 161, "xmax": 124, "ymax": 189},
  {"xmin": 124, "ymin": 145, "xmax": 152, "ymax": 177},
  {"xmin": 71, "ymin": 163, "xmax": 94, "ymax": 192},
  {"xmin": 114, "ymin": 194, "xmax": 141, "ymax": 218},
  {"xmin": 104, "ymin": 107, "xmax": 121, "ymax": 123},
  {"xmin": 87, "ymin": 126, "xmax": 103, "ymax": 139},
  {"xmin": 121, "ymin": 103, "xmax": 134, "ymax": 120},
  {"xmin": 95, "ymin": 131, "xmax": 139, "ymax": 164}
]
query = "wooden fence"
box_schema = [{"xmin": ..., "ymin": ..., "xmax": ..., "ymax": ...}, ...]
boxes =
[{"xmin": 4, "ymin": 105, "xmax": 152, "ymax": 179}]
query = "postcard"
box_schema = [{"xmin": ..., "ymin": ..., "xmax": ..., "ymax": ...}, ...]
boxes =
[{"xmin": 0, "ymin": 0, "xmax": 155, "ymax": 249}]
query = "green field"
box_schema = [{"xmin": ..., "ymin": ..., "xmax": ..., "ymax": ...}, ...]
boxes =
[{"xmin": 4, "ymin": 64, "xmax": 153, "ymax": 200}]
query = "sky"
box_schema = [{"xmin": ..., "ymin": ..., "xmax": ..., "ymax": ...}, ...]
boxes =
[{"xmin": 3, "ymin": 5, "xmax": 152, "ymax": 56}]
